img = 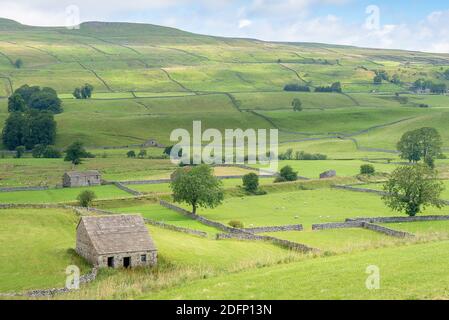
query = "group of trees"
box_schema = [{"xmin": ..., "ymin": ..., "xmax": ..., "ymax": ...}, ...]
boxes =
[
  {"xmin": 412, "ymin": 79, "xmax": 447, "ymax": 94},
  {"xmin": 373, "ymin": 70, "xmax": 401, "ymax": 85},
  {"xmin": 397, "ymin": 127, "xmax": 443, "ymax": 168},
  {"xmin": 314, "ymin": 82, "xmax": 342, "ymax": 93},
  {"xmin": 73, "ymin": 84, "xmax": 94, "ymax": 99},
  {"xmin": 284, "ymin": 84, "xmax": 311, "ymax": 92},
  {"xmin": 279, "ymin": 148, "xmax": 327, "ymax": 161},
  {"xmin": 2, "ymin": 85, "xmax": 61, "ymax": 151}
]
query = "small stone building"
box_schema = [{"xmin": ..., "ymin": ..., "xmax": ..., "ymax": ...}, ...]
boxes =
[
  {"xmin": 143, "ymin": 138, "xmax": 165, "ymax": 148},
  {"xmin": 76, "ymin": 215, "xmax": 157, "ymax": 268},
  {"xmin": 320, "ymin": 170, "xmax": 337, "ymax": 179},
  {"xmin": 63, "ymin": 171, "xmax": 101, "ymax": 188}
]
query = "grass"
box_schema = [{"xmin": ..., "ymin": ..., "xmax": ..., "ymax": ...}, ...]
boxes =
[
  {"xmin": 0, "ymin": 185, "xmax": 130, "ymax": 204},
  {"xmin": 193, "ymin": 188, "xmax": 449, "ymax": 228},
  {"xmin": 0, "ymin": 208, "xmax": 90, "ymax": 292},
  {"xmin": 108, "ymin": 202, "xmax": 221, "ymax": 235},
  {"xmin": 265, "ymin": 228, "xmax": 404, "ymax": 254},
  {"xmin": 144, "ymin": 240, "xmax": 449, "ymax": 300},
  {"xmin": 253, "ymin": 160, "xmax": 397, "ymax": 179}
]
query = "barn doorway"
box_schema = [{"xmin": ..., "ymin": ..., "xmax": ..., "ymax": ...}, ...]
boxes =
[
  {"xmin": 107, "ymin": 257, "xmax": 114, "ymax": 268},
  {"xmin": 123, "ymin": 257, "xmax": 131, "ymax": 268}
]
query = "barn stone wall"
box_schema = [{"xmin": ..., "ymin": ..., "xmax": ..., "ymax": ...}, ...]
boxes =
[
  {"xmin": 97, "ymin": 250, "xmax": 157, "ymax": 268},
  {"xmin": 75, "ymin": 221, "xmax": 98, "ymax": 265}
]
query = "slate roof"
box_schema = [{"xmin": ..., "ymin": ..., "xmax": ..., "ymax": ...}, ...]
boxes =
[
  {"xmin": 65, "ymin": 170, "xmax": 101, "ymax": 178},
  {"xmin": 79, "ymin": 215, "xmax": 156, "ymax": 255}
]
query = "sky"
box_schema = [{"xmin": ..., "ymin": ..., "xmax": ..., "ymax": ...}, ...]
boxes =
[{"xmin": 1, "ymin": 0, "xmax": 449, "ymax": 53}]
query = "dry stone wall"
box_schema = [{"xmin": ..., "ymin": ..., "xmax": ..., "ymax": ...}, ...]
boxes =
[
  {"xmin": 243, "ymin": 225, "xmax": 303, "ymax": 233},
  {"xmin": 159, "ymin": 200, "xmax": 243, "ymax": 233},
  {"xmin": 347, "ymin": 215, "xmax": 449, "ymax": 223},
  {"xmin": 113, "ymin": 182, "xmax": 142, "ymax": 196},
  {"xmin": 216, "ymin": 232, "xmax": 317, "ymax": 253},
  {"xmin": 362, "ymin": 222, "xmax": 414, "ymax": 238}
]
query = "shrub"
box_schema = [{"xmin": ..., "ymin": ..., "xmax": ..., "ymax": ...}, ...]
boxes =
[
  {"xmin": 242, "ymin": 173, "xmax": 259, "ymax": 193},
  {"xmin": 278, "ymin": 165, "xmax": 298, "ymax": 182},
  {"xmin": 228, "ymin": 220, "xmax": 244, "ymax": 229},
  {"xmin": 42, "ymin": 146, "xmax": 62, "ymax": 158},
  {"xmin": 77, "ymin": 190, "xmax": 97, "ymax": 208},
  {"xmin": 360, "ymin": 164, "xmax": 375, "ymax": 175},
  {"xmin": 138, "ymin": 149, "xmax": 147, "ymax": 159},
  {"xmin": 127, "ymin": 150, "xmax": 136, "ymax": 158}
]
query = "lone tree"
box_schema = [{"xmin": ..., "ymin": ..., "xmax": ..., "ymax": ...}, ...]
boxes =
[
  {"xmin": 397, "ymin": 127, "xmax": 442, "ymax": 167},
  {"xmin": 360, "ymin": 164, "xmax": 375, "ymax": 175},
  {"xmin": 64, "ymin": 141, "xmax": 90, "ymax": 165},
  {"xmin": 127, "ymin": 150, "xmax": 136, "ymax": 158},
  {"xmin": 170, "ymin": 164, "xmax": 224, "ymax": 214},
  {"xmin": 292, "ymin": 98, "xmax": 303, "ymax": 112},
  {"xmin": 383, "ymin": 165, "xmax": 445, "ymax": 217},
  {"xmin": 77, "ymin": 190, "xmax": 97, "ymax": 208},
  {"xmin": 14, "ymin": 59, "xmax": 23, "ymax": 69},
  {"xmin": 242, "ymin": 172, "xmax": 259, "ymax": 193}
]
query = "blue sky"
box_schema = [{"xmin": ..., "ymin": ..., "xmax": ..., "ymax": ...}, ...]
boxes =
[{"xmin": 2, "ymin": 0, "xmax": 449, "ymax": 52}]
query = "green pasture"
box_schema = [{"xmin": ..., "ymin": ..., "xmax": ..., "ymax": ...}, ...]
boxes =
[
  {"xmin": 0, "ymin": 185, "xmax": 129, "ymax": 204},
  {"xmin": 193, "ymin": 188, "xmax": 449, "ymax": 228},
  {"xmin": 0, "ymin": 208, "xmax": 90, "ymax": 292},
  {"xmin": 145, "ymin": 241, "xmax": 449, "ymax": 300}
]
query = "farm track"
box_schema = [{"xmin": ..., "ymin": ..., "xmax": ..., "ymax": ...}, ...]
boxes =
[{"xmin": 78, "ymin": 62, "xmax": 114, "ymax": 92}]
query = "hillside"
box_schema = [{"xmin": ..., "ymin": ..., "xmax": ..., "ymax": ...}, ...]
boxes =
[{"xmin": 1, "ymin": 18, "xmax": 449, "ymax": 151}]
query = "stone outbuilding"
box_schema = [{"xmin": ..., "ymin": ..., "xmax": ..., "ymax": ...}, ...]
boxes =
[
  {"xmin": 63, "ymin": 171, "xmax": 101, "ymax": 188},
  {"xmin": 76, "ymin": 215, "xmax": 157, "ymax": 269},
  {"xmin": 143, "ymin": 138, "xmax": 165, "ymax": 148},
  {"xmin": 319, "ymin": 170, "xmax": 337, "ymax": 179}
]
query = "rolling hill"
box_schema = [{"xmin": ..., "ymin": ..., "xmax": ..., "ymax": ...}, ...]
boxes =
[{"xmin": 1, "ymin": 18, "xmax": 449, "ymax": 151}]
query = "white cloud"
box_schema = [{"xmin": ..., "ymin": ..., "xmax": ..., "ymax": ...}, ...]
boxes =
[{"xmin": 238, "ymin": 19, "xmax": 252, "ymax": 28}]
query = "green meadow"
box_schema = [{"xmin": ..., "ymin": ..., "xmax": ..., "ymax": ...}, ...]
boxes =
[{"xmin": 1, "ymin": 18, "xmax": 449, "ymax": 300}]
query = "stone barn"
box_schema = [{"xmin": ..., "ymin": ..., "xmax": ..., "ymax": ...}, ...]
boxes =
[
  {"xmin": 76, "ymin": 215, "xmax": 157, "ymax": 269},
  {"xmin": 320, "ymin": 170, "xmax": 337, "ymax": 179},
  {"xmin": 63, "ymin": 171, "xmax": 101, "ymax": 188}
]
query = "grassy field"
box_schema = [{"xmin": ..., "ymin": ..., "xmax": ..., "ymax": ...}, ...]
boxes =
[
  {"xmin": 145, "ymin": 241, "xmax": 449, "ymax": 300},
  {"xmin": 193, "ymin": 188, "xmax": 449, "ymax": 228},
  {"xmin": 0, "ymin": 185, "xmax": 130, "ymax": 204},
  {"xmin": 0, "ymin": 208, "xmax": 90, "ymax": 292},
  {"xmin": 253, "ymin": 160, "xmax": 397, "ymax": 179}
]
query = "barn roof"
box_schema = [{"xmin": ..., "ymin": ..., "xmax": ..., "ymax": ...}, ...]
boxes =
[
  {"xmin": 65, "ymin": 170, "xmax": 100, "ymax": 178},
  {"xmin": 78, "ymin": 215, "xmax": 156, "ymax": 255}
]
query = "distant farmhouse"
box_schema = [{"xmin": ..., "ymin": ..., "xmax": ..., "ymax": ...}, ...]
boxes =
[
  {"xmin": 143, "ymin": 138, "xmax": 165, "ymax": 148},
  {"xmin": 76, "ymin": 215, "xmax": 157, "ymax": 269},
  {"xmin": 63, "ymin": 170, "xmax": 101, "ymax": 188}
]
